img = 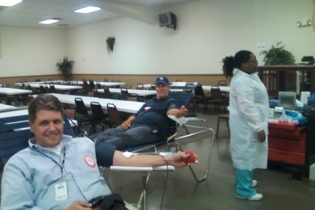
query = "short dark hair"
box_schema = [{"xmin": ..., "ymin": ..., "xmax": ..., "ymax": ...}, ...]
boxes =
[
  {"xmin": 28, "ymin": 94, "xmax": 63, "ymax": 123},
  {"xmin": 222, "ymin": 50, "xmax": 253, "ymax": 78}
]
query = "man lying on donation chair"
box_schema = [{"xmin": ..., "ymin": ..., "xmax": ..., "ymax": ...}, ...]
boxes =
[
  {"xmin": 91, "ymin": 76, "xmax": 188, "ymax": 150},
  {"xmin": 1, "ymin": 94, "xmax": 197, "ymax": 210}
]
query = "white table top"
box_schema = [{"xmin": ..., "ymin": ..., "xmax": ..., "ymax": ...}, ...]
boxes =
[
  {"xmin": 202, "ymin": 86, "xmax": 230, "ymax": 93},
  {"xmin": 0, "ymin": 109, "xmax": 28, "ymax": 118},
  {"xmin": 0, "ymin": 87, "xmax": 33, "ymax": 95},
  {"xmin": 97, "ymin": 88, "xmax": 156, "ymax": 96},
  {"xmin": 0, "ymin": 103, "xmax": 17, "ymax": 111},
  {"xmin": 18, "ymin": 80, "xmax": 64, "ymax": 85},
  {"xmin": 72, "ymin": 81, "xmax": 125, "ymax": 87},
  {"xmin": 51, "ymin": 93, "xmax": 144, "ymax": 114},
  {"xmin": 15, "ymin": 83, "xmax": 82, "ymax": 90}
]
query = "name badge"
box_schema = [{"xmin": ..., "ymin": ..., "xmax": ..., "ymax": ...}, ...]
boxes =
[{"xmin": 54, "ymin": 182, "xmax": 68, "ymax": 201}]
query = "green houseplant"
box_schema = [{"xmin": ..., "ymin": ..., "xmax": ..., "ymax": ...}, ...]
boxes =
[
  {"xmin": 260, "ymin": 42, "xmax": 295, "ymax": 65},
  {"xmin": 106, "ymin": 37, "xmax": 115, "ymax": 53},
  {"xmin": 56, "ymin": 57, "xmax": 75, "ymax": 80}
]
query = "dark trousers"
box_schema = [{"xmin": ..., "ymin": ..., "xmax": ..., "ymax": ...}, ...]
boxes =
[
  {"xmin": 93, "ymin": 126, "xmax": 160, "ymax": 150},
  {"xmin": 90, "ymin": 194, "xmax": 128, "ymax": 210}
]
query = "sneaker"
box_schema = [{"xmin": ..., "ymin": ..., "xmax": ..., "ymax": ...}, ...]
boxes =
[
  {"xmin": 236, "ymin": 193, "xmax": 263, "ymax": 201},
  {"xmin": 251, "ymin": 180, "xmax": 258, "ymax": 187}
]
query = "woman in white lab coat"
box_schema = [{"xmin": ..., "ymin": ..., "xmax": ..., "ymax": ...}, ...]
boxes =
[{"xmin": 222, "ymin": 50, "xmax": 269, "ymax": 201}]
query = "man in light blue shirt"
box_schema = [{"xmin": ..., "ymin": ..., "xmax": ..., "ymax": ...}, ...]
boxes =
[{"xmin": 1, "ymin": 94, "xmax": 195, "ymax": 210}]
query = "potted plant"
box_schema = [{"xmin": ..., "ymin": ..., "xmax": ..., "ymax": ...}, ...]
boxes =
[
  {"xmin": 56, "ymin": 57, "xmax": 75, "ymax": 80},
  {"xmin": 106, "ymin": 37, "xmax": 115, "ymax": 53},
  {"xmin": 260, "ymin": 42, "xmax": 295, "ymax": 65}
]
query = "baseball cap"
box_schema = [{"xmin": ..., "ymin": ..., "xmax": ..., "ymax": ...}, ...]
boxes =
[{"xmin": 155, "ymin": 76, "xmax": 170, "ymax": 85}]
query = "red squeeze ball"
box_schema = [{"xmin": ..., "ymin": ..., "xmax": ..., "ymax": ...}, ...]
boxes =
[{"xmin": 182, "ymin": 150, "xmax": 196, "ymax": 164}]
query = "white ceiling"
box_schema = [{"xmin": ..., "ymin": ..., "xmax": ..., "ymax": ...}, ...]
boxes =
[{"xmin": 0, "ymin": 0, "xmax": 193, "ymax": 28}]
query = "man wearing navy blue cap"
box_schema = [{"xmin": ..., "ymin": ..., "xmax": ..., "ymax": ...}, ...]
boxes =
[{"xmin": 92, "ymin": 76, "xmax": 188, "ymax": 150}]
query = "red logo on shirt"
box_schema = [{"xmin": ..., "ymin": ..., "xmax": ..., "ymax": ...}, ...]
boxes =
[
  {"xmin": 83, "ymin": 155, "xmax": 96, "ymax": 168},
  {"xmin": 144, "ymin": 106, "xmax": 151, "ymax": 111}
]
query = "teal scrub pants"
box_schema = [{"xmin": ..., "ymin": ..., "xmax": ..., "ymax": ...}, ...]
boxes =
[{"xmin": 235, "ymin": 168, "xmax": 256, "ymax": 198}]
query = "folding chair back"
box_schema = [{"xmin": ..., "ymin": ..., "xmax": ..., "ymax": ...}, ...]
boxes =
[
  {"xmin": 195, "ymin": 84, "xmax": 205, "ymax": 97},
  {"xmin": 120, "ymin": 88, "xmax": 129, "ymax": 100},
  {"xmin": 217, "ymin": 80, "xmax": 228, "ymax": 86},
  {"xmin": 89, "ymin": 80, "xmax": 95, "ymax": 89},
  {"xmin": 90, "ymin": 102, "xmax": 107, "ymax": 121},
  {"xmin": 75, "ymin": 97, "xmax": 89, "ymax": 117},
  {"xmin": 210, "ymin": 86, "xmax": 229, "ymax": 112},
  {"xmin": 136, "ymin": 83, "xmax": 144, "ymax": 90},
  {"xmin": 103, "ymin": 87, "xmax": 112, "ymax": 99},
  {"xmin": 96, "ymin": 82, "xmax": 102, "ymax": 89},
  {"xmin": 106, "ymin": 103, "xmax": 123, "ymax": 127},
  {"xmin": 90, "ymin": 102, "xmax": 108, "ymax": 133},
  {"xmin": 39, "ymin": 85, "xmax": 47, "ymax": 93},
  {"xmin": 49, "ymin": 84, "xmax": 56, "ymax": 93},
  {"xmin": 74, "ymin": 98, "xmax": 93, "ymax": 134}
]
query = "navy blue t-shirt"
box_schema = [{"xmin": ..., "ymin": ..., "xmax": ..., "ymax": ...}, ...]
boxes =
[{"xmin": 132, "ymin": 96, "xmax": 179, "ymax": 139}]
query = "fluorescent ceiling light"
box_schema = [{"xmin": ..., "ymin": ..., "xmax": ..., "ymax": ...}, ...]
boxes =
[
  {"xmin": 0, "ymin": 0, "xmax": 22, "ymax": 6},
  {"xmin": 39, "ymin": 19, "xmax": 60, "ymax": 25},
  {"xmin": 75, "ymin": 6, "xmax": 101, "ymax": 14}
]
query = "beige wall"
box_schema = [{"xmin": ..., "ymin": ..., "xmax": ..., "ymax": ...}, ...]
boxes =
[{"xmin": 0, "ymin": 0, "xmax": 314, "ymax": 78}]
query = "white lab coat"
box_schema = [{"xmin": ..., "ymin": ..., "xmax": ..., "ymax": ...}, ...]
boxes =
[{"xmin": 229, "ymin": 70, "xmax": 269, "ymax": 170}]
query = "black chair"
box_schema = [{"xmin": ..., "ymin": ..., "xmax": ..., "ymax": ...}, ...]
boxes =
[
  {"xmin": 120, "ymin": 88, "xmax": 129, "ymax": 100},
  {"xmin": 90, "ymin": 102, "xmax": 110, "ymax": 134},
  {"xmin": 193, "ymin": 84, "xmax": 213, "ymax": 113},
  {"xmin": 136, "ymin": 83, "xmax": 144, "ymax": 90},
  {"xmin": 115, "ymin": 80, "xmax": 121, "ymax": 88},
  {"xmin": 210, "ymin": 86, "xmax": 229, "ymax": 112},
  {"xmin": 74, "ymin": 97, "xmax": 93, "ymax": 135},
  {"xmin": 104, "ymin": 78, "xmax": 109, "ymax": 82},
  {"xmin": 96, "ymin": 82, "xmax": 102, "ymax": 89},
  {"xmin": 106, "ymin": 103, "xmax": 123, "ymax": 127},
  {"xmin": 82, "ymin": 80, "xmax": 90, "ymax": 92},
  {"xmin": 34, "ymin": 79, "xmax": 41, "ymax": 82},
  {"xmin": 49, "ymin": 84, "xmax": 56, "ymax": 93},
  {"xmin": 216, "ymin": 114, "xmax": 230, "ymax": 139},
  {"xmin": 103, "ymin": 87, "xmax": 112, "ymax": 99},
  {"xmin": 39, "ymin": 85, "xmax": 47, "ymax": 93},
  {"xmin": 217, "ymin": 80, "xmax": 228, "ymax": 86},
  {"xmin": 89, "ymin": 80, "xmax": 95, "ymax": 89}
]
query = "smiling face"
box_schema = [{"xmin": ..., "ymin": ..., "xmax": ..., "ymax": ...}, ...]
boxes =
[
  {"xmin": 155, "ymin": 83, "xmax": 170, "ymax": 99},
  {"xmin": 29, "ymin": 110, "xmax": 64, "ymax": 148}
]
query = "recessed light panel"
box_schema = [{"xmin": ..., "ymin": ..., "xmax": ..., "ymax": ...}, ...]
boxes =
[
  {"xmin": 39, "ymin": 19, "xmax": 60, "ymax": 25},
  {"xmin": 74, "ymin": 6, "xmax": 101, "ymax": 14},
  {"xmin": 0, "ymin": 0, "xmax": 22, "ymax": 7}
]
